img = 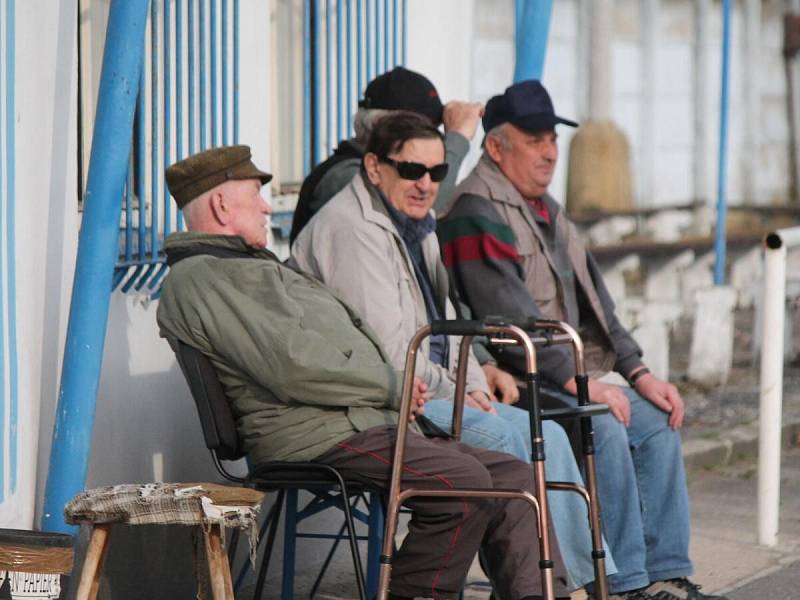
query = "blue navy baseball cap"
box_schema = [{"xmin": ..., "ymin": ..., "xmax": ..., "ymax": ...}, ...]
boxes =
[{"xmin": 482, "ymin": 80, "xmax": 578, "ymax": 133}]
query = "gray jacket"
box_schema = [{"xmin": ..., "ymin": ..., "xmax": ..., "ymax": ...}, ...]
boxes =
[{"xmin": 292, "ymin": 172, "xmax": 490, "ymax": 400}]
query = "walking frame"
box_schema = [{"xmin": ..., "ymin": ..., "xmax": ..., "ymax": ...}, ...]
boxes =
[{"xmin": 376, "ymin": 317, "xmax": 610, "ymax": 600}]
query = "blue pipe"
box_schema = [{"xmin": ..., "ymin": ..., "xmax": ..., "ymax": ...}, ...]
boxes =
[
  {"xmin": 41, "ymin": 0, "xmax": 149, "ymax": 533},
  {"xmin": 137, "ymin": 66, "xmax": 146, "ymax": 260},
  {"xmin": 383, "ymin": 0, "xmax": 389, "ymax": 72},
  {"xmin": 347, "ymin": 1, "xmax": 353, "ymax": 135},
  {"xmin": 176, "ymin": 0, "xmax": 185, "ymax": 231},
  {"xmin": 357, "ymin": 0, "xmax": 364, "ymax": 92},
  {"xmin": 337, "ymin": 0, "xmax": 344, "ymax": 142},
  {"xmin": 163, "ymin": 0, "xmax": 171, "ymax": 238},
  {"xmin": 188, "ymin": 0, "xmax": 196, "ymax": 154},
  {"xmin": 367, "ymin": 0, "xmax": 373, "ymax": 82},
  {"xmin": 222, "ymin": 0, "xmax": 229, "ymax": 146},
  {"xmin": 513, "ymin": 0, "xmax": 553, "ymax": 82},
  {"xmin": 303, "ymin": 0, "xmax": 312, "ymax": 175},
  {"xmin": 211, "ymin": 0, "xmax": 219, "ymax": 147},
  {"xmin": 0, "ymin": 0, "xmax": 6, "ymax": 503},
  {"xmin": 312, "ymin": 0, "xmax": 321, "ymax": 166},
  {"xmin": 401, "ymin": 0, "xmax": 407, "ymax": 65},
  {"xmin": 326, "ymin": 0, "xmax": 333, "ymax": 156},
  {"xmin": 200, "ymin": 0, "xmax": 207, "ymax": 149},
  {"xmin": 150, "ymin": 0, "xmax": 159, "ymax": 258},
  {"xmin": 234, "ymin": 0, "xmax": 240, "ymax": 144},
  {"xmin": 714, "ymin": 0, "xmax": 732, "ymax": 285}
]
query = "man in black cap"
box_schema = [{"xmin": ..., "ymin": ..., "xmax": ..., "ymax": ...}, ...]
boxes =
[
  {"xmin": 289, "ymin": 66, "xmax": 483, "ymax": 245},
  {"xmin": 438, "ymin": 81, "xmax": 727, "ymax": 600},
  {"xmin": 157, "ymin": 144, "xmax": 571, "ymax": 600}
]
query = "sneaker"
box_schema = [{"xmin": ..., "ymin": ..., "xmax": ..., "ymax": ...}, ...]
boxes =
[{"xmin": 646, "ymin": 577, "xmax": 729, "ymax": 600}]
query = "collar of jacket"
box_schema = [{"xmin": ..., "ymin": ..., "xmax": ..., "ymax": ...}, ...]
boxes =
[
  {"xmin": 473, "ymin": 153, "xmax": 561, "ymax": 218},
  {"xmin": 164, "ymin": 231, "xmax": 280, "ymax": 266},
  {"xmin": 352, "ymin": 170, "xmax": 437, "ymax": 241}
]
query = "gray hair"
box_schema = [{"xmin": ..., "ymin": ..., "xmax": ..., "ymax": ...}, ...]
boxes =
[
  {"xmin": 352, "ymin": 107, "xmax": 393, "ymax": 144},
  {"xmin": 485, "ymin": 123, "xmax": 512, "ymax": 149}
]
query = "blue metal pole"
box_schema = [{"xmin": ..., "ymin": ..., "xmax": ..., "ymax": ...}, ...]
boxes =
[
  {"xmin": 366, "ymin": 0, "xmax": 373, "ymax": 81},
  {"xmin": 233, "ymin": 0, "xmax": 240, "ymax": 144},
  {"xmin": 189, "ymin": 0, "xmax": 196, "ymax": 154},
  {"xmin": 163, "ymin": 0, "xmax": 172, "ymax": 238},
  {"xmin": 714, "ymin": 0, "xmax": 732, "ymax": 285},
  {"xmin": 401, "ymin": 0, "xmax": 406, "ymax": 65},
  {"xmin": 346, "ymin": 0, "xmax": 353, "ymax": 136},
  {"xmin": 211, "ymin": 0, "xmax": 219, "ymax": 147},
  {"xmin": 326, "ymin": 0, "xmax": 333, "ymax": 156},
  {"xmin": 222, "ymin": 0, "xmax": 229, "ymax": 145},
  {"xmin": 41, "ymin": 0, "xmax": 150, "ymax": 533},
  {"xmin": 513, "ymin": 0, "xmax": 553, "ymax": 82},
  {"xmin": 312, "ymin": 0, "xmax": 321, "ymax": 166},
  {"xmin": 150, "ymin": 0, "xmax": 160, "ymax": 259},
  {"xmin": 303, "ymin": 0, "xmax": 311, "ymax": 175}
]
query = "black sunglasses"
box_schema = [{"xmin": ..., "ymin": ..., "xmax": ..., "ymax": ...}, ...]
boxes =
[{"xmin": 380, "ymin": 157, "xmax": 449, "ymax": 182}]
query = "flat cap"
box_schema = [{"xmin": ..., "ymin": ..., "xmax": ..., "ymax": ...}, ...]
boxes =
[{"xmin": 165, "ymin": 145, "xmax": 272, "ymax": 209}]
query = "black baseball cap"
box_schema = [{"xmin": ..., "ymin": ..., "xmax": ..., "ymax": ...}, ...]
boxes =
[
  {"xmin": 359, "ymin": 67, "xmax": 444, "ymax": 126},
  {"xmin": 483, "ymin": 80, "xmax": 578, "ymax": 133}
]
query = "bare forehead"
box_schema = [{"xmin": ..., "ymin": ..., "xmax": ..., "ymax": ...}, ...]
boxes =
[{"xmin": 393, "ymin": 136, "xmax": 445, "ymax": 161}]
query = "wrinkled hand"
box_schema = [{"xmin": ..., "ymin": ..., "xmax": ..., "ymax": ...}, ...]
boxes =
[
  {"xmin": 481, "ymin": 363, "xmax": 520, "ymax": 404},
  {"xmin": 442, "ymin": 101, "xmax": 484, "ymax": 141},
  {"xmin": 635, "ymin": 373, "xmax": 684, "ymax": 429},
  {"xmin": 409, "ymin": 377, "xmax": 431, "ymax": 422},
  {"xmin": 565, "ymin": 378, "xmax": 631, "ymax": 426},
  {"xmin": 465, "ymin": 390, "xmax": 498, "ymax": 415}
]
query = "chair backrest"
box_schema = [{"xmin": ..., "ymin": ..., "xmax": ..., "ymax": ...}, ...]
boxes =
[{"xmin": 170, "ymin": 339, "xmax": 244, "ymax": 466}]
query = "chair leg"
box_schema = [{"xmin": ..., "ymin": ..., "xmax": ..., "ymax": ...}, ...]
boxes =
[
  {"xmin": 366, "ymin": 493, "xmax": 384, "ymax": 600},
  {"xmin": 75, "ymin": 524, "xmax": 111, "ymax": 600},
  {"xmin": 281, "ymin": 489, "xmax": 299, "ymax": 600},
  {"xmin": 203, "ymin": 524, "xmax": 234, "ymax": 600}
]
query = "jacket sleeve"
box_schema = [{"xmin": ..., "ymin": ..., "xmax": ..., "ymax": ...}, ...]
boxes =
[
  {"xmin": 293, "ymin": 216, "xmax": 459, "ymax": 400},
  {"xmin": 159, "ymin": 258, "xmax": 401, "ymax": 409},
  {"xmin": 585, "ymin": 252, "xmax": 644, "ymax": 378},
  {"xmin": 437, "ymin": 193, "xmax": 576, "ymax": 384},
  {"xmin": 434, "ymin": 132, "xmax": 471, "ymax": 215}
]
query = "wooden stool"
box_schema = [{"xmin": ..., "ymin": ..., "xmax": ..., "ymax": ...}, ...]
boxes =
[{"xmin": 65, "ymin": 483, "xmax": 264, "ymax": 600}]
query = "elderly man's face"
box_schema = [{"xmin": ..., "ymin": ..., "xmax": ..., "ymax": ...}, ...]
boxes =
[
  {"xmin": 365, "ymin": 137, "xmax": 446, "ymax": 220},
  {"xmin": 226, "ymin": 179, "xmax": 272, "ymax": 248},
  {"xmin": 488, "ymin": 124, "xmax": 558, "ymax": 199}
]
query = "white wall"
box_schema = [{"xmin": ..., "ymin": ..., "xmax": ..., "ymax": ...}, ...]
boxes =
[{"xmin": 7, "ymin": 0, "xmax": 80, "ymax": 529}]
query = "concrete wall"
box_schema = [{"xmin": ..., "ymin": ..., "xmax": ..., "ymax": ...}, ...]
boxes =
[{"xmin": 4, "ymin": 0, "xmax": 80, "ymax": 529}]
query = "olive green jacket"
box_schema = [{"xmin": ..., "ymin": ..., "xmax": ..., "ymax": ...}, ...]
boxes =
[{"xmin": 157, "ymin": 232, "xmax": 405, "ymax": 464}]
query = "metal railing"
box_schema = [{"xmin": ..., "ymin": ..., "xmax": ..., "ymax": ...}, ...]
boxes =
[
  {"xmin": 0, "ymin": 0, "xmax": 18, "ymax": 503},
  {"xmin": 113, "ymin": 0, "xmax": 241, "ymax": 296},
  {"xmin": 305, "ymin": 0, "xmax": 407, "ymax": 174}
]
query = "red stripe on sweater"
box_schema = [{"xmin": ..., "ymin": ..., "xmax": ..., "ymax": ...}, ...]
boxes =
[{"xmin": 442, "ymin": 232, "xmax": 520, "ymax": 268}]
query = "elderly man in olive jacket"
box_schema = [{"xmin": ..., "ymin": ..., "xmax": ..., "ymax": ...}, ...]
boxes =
[{"xmin": 156, "ymin": 145, "xmax": 570, "ymax": 600}]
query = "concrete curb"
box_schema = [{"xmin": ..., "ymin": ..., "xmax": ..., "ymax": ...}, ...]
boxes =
[{"xmin": 683, "ymin": 419, "xmax": 800, "ymax": 471}]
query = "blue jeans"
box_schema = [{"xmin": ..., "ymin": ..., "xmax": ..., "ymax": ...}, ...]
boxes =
[
  {"xmin": 423, "ymin": 398, "xmax": 617, "ymax": 590},
  {"xmin": 541, "ymin": 384, "xmax": 694, "ymax": 593}
]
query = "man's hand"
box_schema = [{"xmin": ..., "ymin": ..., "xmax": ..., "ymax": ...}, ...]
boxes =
[
  {"xmin": 564, "ymin": 378, "xmax": 631, "ymax": 426},
  {"xmin": 465, "ymin": 390, "xmax": 498, "ymax": 415},
  {"xmin": 481, "ymin": 363, "xmax": 520, "ymax": 404},
  {"xmin": 442, "ymin": 101, "xmax": 484, "ymax": 141},
  {"xmin": 634, "ymin": 373, "xmax": 684, "ymax": 429},
  {"xmin": 409, "ymin": 377, "xmax": 430, "ymax": 422}
]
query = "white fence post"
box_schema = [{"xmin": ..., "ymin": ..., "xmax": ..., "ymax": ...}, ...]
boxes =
[{"xmin": 758, "ymin": 226, "xmax": 800, "ymax": 546}]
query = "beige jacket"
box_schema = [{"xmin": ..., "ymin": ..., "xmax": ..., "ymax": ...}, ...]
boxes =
[{"xmin": 292, "ymin": 173, "xmax": 490, "ymax": 400}]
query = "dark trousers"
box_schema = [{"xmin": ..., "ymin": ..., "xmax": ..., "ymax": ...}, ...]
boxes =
[{"xmin": 314, "ymin": 425, "xmax": 568, "ymax": 600}]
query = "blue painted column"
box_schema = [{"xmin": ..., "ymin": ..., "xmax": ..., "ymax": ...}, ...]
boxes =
[
  {"xmin": 513, "ymin": 0, "xmax": 553, "ymax": 82},
  {"xmin": 714, "ymin": 0, "xmax": 732, "ymax": 285},
  {"xmin": 41, "ymin": 0, "xmax": 150, "ymax": 533}
]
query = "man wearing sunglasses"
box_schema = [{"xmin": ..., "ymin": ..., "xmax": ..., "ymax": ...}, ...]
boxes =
[
  {"xmin": 289, "ymin": 66, "xmax": 483, "ymax": 246},
  {"xmin": 291, "ymin": 112, "xmax": 617, "ymax": 593},
  {"xmin": 439, "ymin": 80, "xmax": 726, "ymax": 600}
]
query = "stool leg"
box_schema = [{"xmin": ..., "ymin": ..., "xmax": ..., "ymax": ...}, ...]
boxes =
[
  {"xmin": 75, "ymin": 524, "xmax": 111, "ymax": 600},
  {"xmin": 204, "ymin": 524, "xmax": 234, "ymax": 600}
]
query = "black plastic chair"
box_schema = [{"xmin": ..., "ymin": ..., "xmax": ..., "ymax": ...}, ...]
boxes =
[{"xmin": 170, "ymin": 338, "xmax": 381, "ymax": 600}]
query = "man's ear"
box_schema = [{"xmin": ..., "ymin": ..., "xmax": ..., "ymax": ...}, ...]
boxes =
[
  {"xmin": 484, "ymin": 134, "xmax": 503, "ymax": 163},
  {"xmin": 208, "ymin": 190, "xmax": 230, "ymax": 225},
  {"xmin": 363, "ymin": 152, "xmax": 381, "ymax": 185}
]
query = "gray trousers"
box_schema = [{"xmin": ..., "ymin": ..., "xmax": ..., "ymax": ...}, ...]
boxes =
[{"xmin": 314, "ymin": 425, "xmax": 569, "ymax": 600}]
